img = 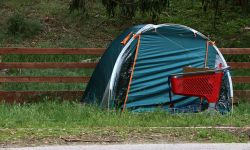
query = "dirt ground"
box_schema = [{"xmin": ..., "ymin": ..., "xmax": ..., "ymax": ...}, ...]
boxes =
[{"xmin": 1, "ymin": 127, "xmax": 249, "ymax": 148}]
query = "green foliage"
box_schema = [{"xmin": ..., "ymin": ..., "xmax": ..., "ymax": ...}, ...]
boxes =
[
  {"xmin": 202, "ymin": 0, "xmax": 250, "ymax": 13},
  {"xmin": 138, "ymin": 0, "xmax": 170, "ymax": 21},
  {"xmin": 201, "ymin": 0, "xmax": 250, "ymax": 26},
  {"xmin": 69, "ymin": 0, "xmax": 249, "ymax": 24},
  {"xmin": 1, "ymin": 0, "xmax": 249, "ymax": 48},
  {"xmin": 69, "ymin": 0, "xmax": 90, "ymax": 14},
  {"xmin": 7, "ymin": 14, "xmax": 43, "ymax": 38},
  {"xmin": 101, "ymin": 0, "xmax": 117, "ymax": 17},
  {"xmin": 70, "ymin": 0, "xmax": 170, "ymax": 21}
]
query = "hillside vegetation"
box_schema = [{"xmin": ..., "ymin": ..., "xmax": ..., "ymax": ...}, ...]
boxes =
[
  {"xmin": 0, "ymin": 0, "xmax": 249, "ymax": 48},
  {"xmin": 0, "ymin": 0, "xmax": 249, "ymax": 92}
]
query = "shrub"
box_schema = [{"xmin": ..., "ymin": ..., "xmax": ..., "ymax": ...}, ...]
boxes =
[
  {"xmin": 7, "ymin": 14, "xmax": 43, "ymax": 38},
  {"xmin": 69, "ymin": 0, "xmax": 170, "ymax": 22}
]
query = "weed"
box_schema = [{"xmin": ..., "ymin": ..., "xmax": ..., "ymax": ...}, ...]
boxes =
[{"xmin": 6, "ymin": 13, "xmax": 43, "ymax": 38}]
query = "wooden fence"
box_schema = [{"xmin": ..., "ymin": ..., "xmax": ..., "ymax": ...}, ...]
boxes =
[{"xmin": 0, "ymin": 47, "xmax": 249, "ymax": 103}]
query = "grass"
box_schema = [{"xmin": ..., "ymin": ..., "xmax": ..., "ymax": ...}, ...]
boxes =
[
  {"xmin": 0, "ymin": 0, "xmax": 114, "ymax": 48},
  {"xmin": 5, "ymin": 68, "xmax": 93, "ymax": 76},
  {"xmin": 0, "ymin": 101, "xmax": 249, "ymax": 144},
  {"xmin": 2, "ymin": 54, "xmax": 100, "ymax": 62},
  {"xmin": 0, "ymin": 127, "xmax": 248, "ymax": 144},
  {"xmin": 0, "ymin": 83, "xmax": 86, "ymax": 91},
  {"xmin": 224, "ymin": 55, "xmax": 250, "ymax": 62},
  {"xmin": 232, "ymin": 69, "xmax": 250, "ymax": 90},
  {"xmin": 0, "ymin": 101, "xmax": 249, "ymax": 128},
  {"xmin": 232, "ymin": 69, "xmax": 250, "ymax": 76}
]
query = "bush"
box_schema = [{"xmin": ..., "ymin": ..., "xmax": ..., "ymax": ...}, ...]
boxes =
[
  {"xmin": 69, "ymin": 0, "xmax": 170, "ymax": 22},
  {"xmin": 7, "ymin": 14, "xmax": 43, "ymax": 38}
]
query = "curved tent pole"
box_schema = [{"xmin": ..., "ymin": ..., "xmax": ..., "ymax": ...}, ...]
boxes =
[
  {"xmin": 107, "ymin": 24, "xmax": 153, "ymax": 109},
  {"xmin": 212, "ymin": 45, "xmax": 234, "ymax": 112},
  {"xmin": 122, "ymin": 35, "xmax": 141, "ymax": 112}
]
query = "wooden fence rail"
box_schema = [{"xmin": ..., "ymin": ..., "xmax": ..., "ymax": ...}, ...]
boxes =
[
  {"xmin": 1, "ymin": 47, "xmax": 250, "ymax": 55},
  {"xmin": 0, "ymin": 48, "xmax": 106, "ymax": 55},
  {"xmin": 227, "ymin": 62, "xmax": 250, "ymax": 69},
  {"xmin": 0, "ymin": 76, "xmax": 91, "ymax": 83},
  {"xmin": 0, "ymin": 47, "xmax": 249, "ymax": 103},
  {"xmin": 0, "ymin": 62, "xmax": 249, "ymax": 69},
  {"xmin": 0, "ymin": 76, "xmax": 249, "ymax": 83},
  {"xmin": 219, "ymin": 48, "xmax": 250, "ymax": 55},
  {"xmin": 0, "ymin": 62, "xmax": 97, "ymax": 69}
]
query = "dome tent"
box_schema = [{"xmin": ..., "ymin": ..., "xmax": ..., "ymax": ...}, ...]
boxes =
[{"xmin": 82, "ymin": 24, "xmax": 233, "ymax": 113}]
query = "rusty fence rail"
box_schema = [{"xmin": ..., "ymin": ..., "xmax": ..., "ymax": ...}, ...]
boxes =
[{"xmin": 0, "ymin": 47, "xmax": 249, "ymax": 103}]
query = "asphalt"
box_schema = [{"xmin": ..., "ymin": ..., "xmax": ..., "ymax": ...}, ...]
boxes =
[{"xmin": 2, "ymin": 143, "xmax": 250, "ymax": 150}]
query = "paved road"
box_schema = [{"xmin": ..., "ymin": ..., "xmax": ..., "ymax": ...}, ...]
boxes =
[{"xmin": 2, "ymin": 143, "xmax": 250, "ymax": 150}]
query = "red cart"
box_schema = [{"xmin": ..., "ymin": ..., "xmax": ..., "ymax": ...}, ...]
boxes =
[{"xmin": 168, "ymin": 67, "xmax": 230, "ymax": 110}]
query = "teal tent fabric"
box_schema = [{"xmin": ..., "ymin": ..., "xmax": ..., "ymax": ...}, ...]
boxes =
[
  {"xmin": 82, "ymin": 24, "xmax": 232, "ymax": 113},
  {"xmin": 126, "ymin": 27, "xmax": 217, "ymax": 111},
  {"xmin": 82, "ymin": 25, "xmax": 146, "ymax": 105}
]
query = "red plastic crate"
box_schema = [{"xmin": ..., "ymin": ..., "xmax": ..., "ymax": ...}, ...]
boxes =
[{"xmin": 170, "ymin": 72, "xmax": 224, "ymax": 103}]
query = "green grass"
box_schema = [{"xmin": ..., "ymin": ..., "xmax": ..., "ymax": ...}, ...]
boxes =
[
  {"xmin": 232, "ymin": 69, "xmax": 250, "ymax": 90},
  {"xmin": 0, "ymin": 0, "xmax": 113, "ymax": 48},
  {"xmin": 224, "ymin": 55, "xmax": 250, "ymax": 62},
  {"xmin": 232, "ymin": 69, "xmax": 250, "ymax": 76},
  {"xmin": 0, "ymin": 101, "xmax": 249, "ymax": 143},
  {"xmin": 1, "ymin": 83, "xmax": 86, "ymax": 91},
  {"xmin": 5, "ymin": 68, "xmax": 93, "ymax": 76},
  {"xmin": 234, "ymin": 84, "xmax": 250, "ymax": 90},
  {"xmin": 0, "ymin": 101, "xmax": 249, "ymax": 128},
  {"xmin": 3, "ymin": 55, "xmax": 100, "ymax": 62},
  {"xmin": 231, "ymin": 69, "xmax": 250, "ymax": 90}
]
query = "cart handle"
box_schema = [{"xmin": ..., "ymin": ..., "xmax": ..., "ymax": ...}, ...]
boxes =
[{"xmin": 169, "ymin": 66, "xmax": 231, "ymax": 78}]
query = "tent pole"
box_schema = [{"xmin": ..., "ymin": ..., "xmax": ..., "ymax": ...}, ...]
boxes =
[{"xmin": 122, "ymin": 35, "xmax": 141, "ymax": 112}]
